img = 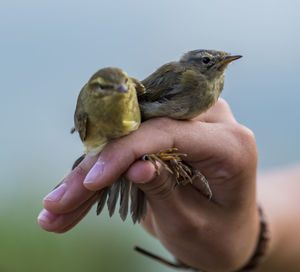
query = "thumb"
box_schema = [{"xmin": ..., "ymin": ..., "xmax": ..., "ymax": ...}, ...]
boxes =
[
  {"xmin": 126, "ymin": 159, "xmax": 211, "ymax": 238},
  {"xmin": 125, "ymin": 159, "xmax": 186, "ymax": 217}
]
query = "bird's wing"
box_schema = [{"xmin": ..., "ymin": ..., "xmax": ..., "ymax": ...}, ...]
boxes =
[
  {"xmin": 140, "ymin": 62, "xmax": 184, "ymax": 102},
  {"xmin": 130, "ymin": 77, "xmax": 146, "ymax": 96},
  {"xmin": 74, "ymin": 111, "xmax": 88, "ymax": 141}
]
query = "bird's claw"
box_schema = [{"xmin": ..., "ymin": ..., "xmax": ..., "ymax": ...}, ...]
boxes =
[{"xmin": 143, "ymin": 147, "xmax": 213, "ymax": 200}]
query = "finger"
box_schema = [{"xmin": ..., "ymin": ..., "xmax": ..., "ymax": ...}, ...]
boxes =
[
  {"xmin": 194, "ymin": 98, "xmax": 237, "ymax": 124},
  {"xmin": 38, "ymin": 193, "xmax": 98, "ymax": 233},
  {"xmin": 55, "ymin": 212, "xmax": 90, "ymax": 233},
  {"xmin": 125, "ymin": 160, "xmax": 212, "ymax": 226},
  {"xmin": 82, "ymin": 118, "xmax": 176, "ymax": 191},
  {"xmin": 84, "ymin": 118, "xmax": 236, "ymax": 191},
  {"xmin": 82, "ymin": 117, "xmax": 234, "ymax": 191},
  {"xmin": 126, "ymin": 160, "xmax": 177, "ymax": 203},
  {"xmin": 128, "ymin": 160, "xmax": 185, "ymax": 226},
  {"xmin": 43, "ymin": 153, "xmax": 98, "ymax": 214},
  {"xmin": 82, "ymin": 114, "xmax": 256, "ymax": 207},
  {"xmin": 125, "ymin": 160, "xmax": 157, "ymax": 184},
  {"xmin": 55, "ymin": 202, "xmax": 94, "ymax": 233}
]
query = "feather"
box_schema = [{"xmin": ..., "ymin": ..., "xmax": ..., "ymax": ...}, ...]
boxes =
[
  {"xmin": 107, "ymin": 179, "xmax": 121, "ymax": 217},
  {"xmin": 119, "ymin": 175, "xmax": 131, "ymax": 221},
  {"xmin": 96, "ymin": 187, "xmax": 109, "ymax": 215},
  {"xmin": 130, "ymin": 184, "xmax": 147, "ymax": 224}
]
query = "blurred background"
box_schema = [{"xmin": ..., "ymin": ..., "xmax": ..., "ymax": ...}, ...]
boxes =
[{"xmin": 0, "ymin": 0, "xmax": 299, "ymax": 271}]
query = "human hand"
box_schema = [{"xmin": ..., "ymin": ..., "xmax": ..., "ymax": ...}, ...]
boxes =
[{"xmin": 38, "ymin": 98, "xmax": 258, "ymax": 272}]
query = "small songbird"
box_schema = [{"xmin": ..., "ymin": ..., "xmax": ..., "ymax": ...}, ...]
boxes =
[
  {"xmin": 71, "ymin": 67, "xmax": 144, "ymax": 220},
  {"xmin": 70, "ymin": 50, "xmax": 242, "ymax": 224},
  {"xmin": 132, "ymin": 50, "xmax": 243, "ymax": 266},
  {"xmin": 129, "ymin": 49, "xmax": 242, "ymax": 222},
  {"xmin": 139, "ymin": 49, "xmax": 241, "ymax": 120},
  {"xmin": 74, "ymin": 67, "xmax": 142, "ymax": 154}
]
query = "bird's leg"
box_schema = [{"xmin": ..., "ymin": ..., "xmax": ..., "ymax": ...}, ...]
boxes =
[
  {"xmin": 143, "ymin": 152, "xmax": 174, "ymax": 175},
  {"xmin": 143, "ymin": 148, "xmax": 212, "ymax": 200},
  {"xmin": 143, "ymin": 148, "xmax": 191, "ymax": 182},
  {"xmin": 170, "ymin": 159, "xmax": 193, "ymax": 185},
  {"xmin": 173, "ymin": 162, "xmax": 212, "ymax": 200}
]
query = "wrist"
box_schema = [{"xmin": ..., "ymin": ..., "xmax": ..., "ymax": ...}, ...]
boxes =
[
  {"xmin": 178, "ymin": 204, "xmax": 268, "ymax": 272},
  {"xmin": 236, "ymin": 205, "xmax": 270, "ymax": 271},
  {"xmin": 204, "ymin": 203, "xmax": 261, "ymax": 272},
  {"xmin": 229, "ymin": 203, "xmax": 261, "ymax": 271},
  {"xmin": 135, "ymin": 205, "xmax": 268, "ymax": 272}
]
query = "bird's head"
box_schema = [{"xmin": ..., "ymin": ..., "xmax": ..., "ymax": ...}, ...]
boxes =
[
  {"xmin": 88, "ymin": 67, "xmax": 129, "ymax": 96},
  {"xmin": 180, "ymin": 49, "xmax": 242, "ymax": 79}
]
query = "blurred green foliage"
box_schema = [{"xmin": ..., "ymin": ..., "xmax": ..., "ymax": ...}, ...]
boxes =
[{"xmin": 0, "ymin": 193, "xmax": 175, "ymax": 272}]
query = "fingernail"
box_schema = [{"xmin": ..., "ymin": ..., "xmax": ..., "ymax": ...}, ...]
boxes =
[
  {"xmin": 37, "ymin": 209, "xmax": 58, "ymax": 224},
  {"xmin": 43, "ymin": 183, "xmax": 66, "ymax": 202},
  {"xmin": 83, "ymin": 159, "xmax": 105, "ymax": 185}
]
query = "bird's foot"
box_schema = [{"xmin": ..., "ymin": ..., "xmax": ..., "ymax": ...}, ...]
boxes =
[
  {"xmin": 143, "ymin": 148, "xmax": 192, "ymax": 182},
  {"xmin": 172, "ymin": 162, "xmax": 212, "ymax": 199},
  {"xmin": 143, "ymin": 148, "xmax": 212, "ymax": 200},
  {"xmin": 188, "ymin": 168, "xmax": 212, "ymax": 200}
]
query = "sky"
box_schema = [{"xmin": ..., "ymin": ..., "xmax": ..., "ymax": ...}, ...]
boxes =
[
  {"xmin": 1, "ymin": 0, "xmax": 300, "ymax": 213},
  {"xmin": 0, "ymin": 1, "xmax": 299, "ymax": 270}
]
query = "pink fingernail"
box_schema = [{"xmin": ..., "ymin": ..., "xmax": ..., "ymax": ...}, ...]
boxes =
[
  {"xmin": 83, "ymin": 159, "xmax": 105, "ymax": 185},
  {"xmin": 37, "ymin": 209, "xmax": 58, "ymax": 224},
  {"xmin": 43, "ymin": 183, "xmax": 66, "ymax": 201}
]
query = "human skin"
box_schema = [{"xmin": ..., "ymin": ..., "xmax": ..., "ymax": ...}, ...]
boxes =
[
  {"xmin": 255, "ymin": 164, "xmax": 300, "ymax": 272},
  {"xmin": 38, "ymin": 99, "xmax": 260, "ymax": 272}
]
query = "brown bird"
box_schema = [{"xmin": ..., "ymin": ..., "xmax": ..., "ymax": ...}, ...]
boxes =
[
  {"xmin": 129, "ymin": 49, "xmax": 242, "ymax": 222},
  {"xmin": 139, "ymin": 49, "xmax": 241, "ymax": 120}
]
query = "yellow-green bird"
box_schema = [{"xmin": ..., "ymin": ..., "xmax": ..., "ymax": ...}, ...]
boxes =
[
  {"xmin": 71, "ymin": 67, "xmax": 144, "ymax": 220},
  {"xmin": 74, "ymin": 67, "xmax": 142, "ymax": 154}
]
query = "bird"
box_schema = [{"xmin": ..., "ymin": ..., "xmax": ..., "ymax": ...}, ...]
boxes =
[
  {"xmin": 139, "ymin": 49, "xmax": 241, "ymax": 120},
  {"xmin": 140, "ymin": 49, "xmax": 242, "ymax": 189},
  {"xmin": 73, "ymin": 67, "xmax": 142, "ymax": 154},
  {"xmin": 70, "ymin": 67, "xmax": 144, "ymax": 221},
  {"xmin": 70, "ymin": 50, "xmax": 242, "ymax": 224},
  {"xmin": 129, "ymin": 49, "xmax": 242, "ymax": 222}
]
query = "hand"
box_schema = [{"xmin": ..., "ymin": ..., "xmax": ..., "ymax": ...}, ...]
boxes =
[{"xmin": 38, "ymin": 98, "xmax": 258, "ymax": 272}]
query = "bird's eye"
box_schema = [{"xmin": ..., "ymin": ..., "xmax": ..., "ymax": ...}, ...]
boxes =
[
  {"xmin": 202, "ymin": 57, "xmax": 211, "ymax": 64},
  {"xmin": 97, "ymin": 83, "xmax": 111, "ymax": 89}
]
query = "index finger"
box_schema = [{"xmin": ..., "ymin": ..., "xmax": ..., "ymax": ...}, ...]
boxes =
[{"xmin": 43, "ymin": 153, "xmax": 98, "ymax": 214}]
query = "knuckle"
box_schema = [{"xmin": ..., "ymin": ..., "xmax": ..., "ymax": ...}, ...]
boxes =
[
  {"xmin": 229, "ymin": 124, "xmax": 258, "ymax": 169},
  {"xmin": 216, "ymin": 98, "xmax": 230, "ymax": 112},
  {"xmin": 235, "ymin": 125, "xmax": 256, "ymax": 153}
]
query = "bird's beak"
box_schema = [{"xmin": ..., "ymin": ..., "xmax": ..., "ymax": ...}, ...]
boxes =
[
  {"xmin": 115, "ymin": 84, "xmax": 128, "ymax": 93},
  {"xmin": 222, "ymin": 55, "xmax": 242, "ymax": 64},
  {"xmin": 217, "ymin": 55, "xmax": 242, "ymax": 70}
]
